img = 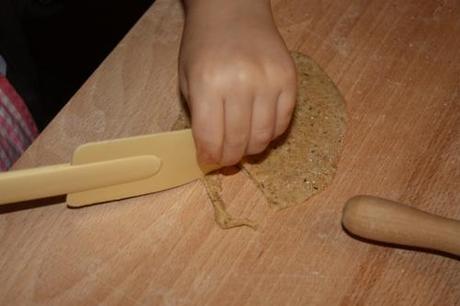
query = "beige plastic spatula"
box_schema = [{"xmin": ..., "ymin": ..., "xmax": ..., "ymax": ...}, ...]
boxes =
[{"xmin": 0, "ymin": 129, "xmax": 218, "ymax": 207}]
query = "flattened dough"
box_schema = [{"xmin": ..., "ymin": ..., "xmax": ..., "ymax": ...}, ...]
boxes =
[
  {"xmin": 172, "ymin": 52, "xmax": 347, "ymax": 228},
  {"xmin": 243, "ymin": 52, "xmax": 347, "ymax": 210}
]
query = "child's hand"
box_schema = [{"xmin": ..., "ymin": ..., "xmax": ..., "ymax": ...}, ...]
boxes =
[{"xmin": 179, "ymin": 0, "xmax": 297, "ymax": 166}]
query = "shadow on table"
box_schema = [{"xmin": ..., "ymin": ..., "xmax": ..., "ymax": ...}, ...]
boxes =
[{"xmin": 0, "ymin": 195, "xmax": 65, "ymax": 214}]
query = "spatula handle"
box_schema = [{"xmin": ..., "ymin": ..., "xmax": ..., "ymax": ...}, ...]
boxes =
[
  {"xmin": 0, "ymin": 155, "xmax": 161, "ymax": 205},
  {"xmin": 342, "ymin": 195, "xmax": 460, "ymax": 256}
]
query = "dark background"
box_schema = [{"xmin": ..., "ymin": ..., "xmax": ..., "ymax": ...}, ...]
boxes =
[{"xmin": 0, "ymin": 0, "xmax": 155, "ymax": 130}]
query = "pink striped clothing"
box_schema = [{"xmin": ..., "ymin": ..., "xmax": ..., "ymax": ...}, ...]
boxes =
[{"xmin": 0, "ymin": 76, "xmax": 38, "ymax": 170}]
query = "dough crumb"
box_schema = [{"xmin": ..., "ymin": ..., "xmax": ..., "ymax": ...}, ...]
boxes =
[{"xmin": 202, "ymin": 171, "xmax": 258, "ymax": 230}]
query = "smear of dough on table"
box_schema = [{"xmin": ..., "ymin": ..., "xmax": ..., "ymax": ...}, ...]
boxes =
[{"xmin": 172, "ymin": 52, "xmax": 347, "ymax": 229}]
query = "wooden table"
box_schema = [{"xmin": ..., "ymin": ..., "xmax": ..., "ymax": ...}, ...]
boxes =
[{"xmin": 2, "ymin": 0, "xmax": 459, "ymax": 304}]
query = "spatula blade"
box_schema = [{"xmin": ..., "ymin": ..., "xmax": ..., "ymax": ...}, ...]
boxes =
[{"xmin": 67, "ymin": 129, "xmax": 216, "ymax": 207}]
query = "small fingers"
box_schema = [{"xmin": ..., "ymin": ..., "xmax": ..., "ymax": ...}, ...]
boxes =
[
  {"xmin": 275, "ymin": 88, "xmax": 297, "ymax": 138},
  {"xmin": 189, "ymin": 91, "xmax": 224, "ymax": 164},
  {"xmin": 246, "ymin": 93, "xmax": 277, "ymax": 155},
  {"xmin": 221, "ymin": 93, "xmax": 253, "ymax": 166}
]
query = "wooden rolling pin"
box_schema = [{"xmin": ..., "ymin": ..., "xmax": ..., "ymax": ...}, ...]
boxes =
[{"xmin": 342, "ymin": 195, "xmax": 460, "ymax": 256}]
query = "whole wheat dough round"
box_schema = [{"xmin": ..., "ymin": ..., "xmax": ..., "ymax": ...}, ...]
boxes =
[
  {"xmin": 173, "ymin": 52, "xmax": 347, "ymax": 228},
  {"xmin": 242, "ymin": 52, "xmax": 347, "ymax": 210}
]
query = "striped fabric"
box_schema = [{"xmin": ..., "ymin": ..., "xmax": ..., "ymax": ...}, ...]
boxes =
[{"xmin": 0, "ymin": 76, "xmax": 38, "ymax": 170}]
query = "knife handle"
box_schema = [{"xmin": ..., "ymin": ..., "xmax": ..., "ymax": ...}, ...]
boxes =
[
  {"xmin": 342, "ymin": 195, "xmax": 460, "ymax": 256},
  {"xmin": 0, "ymin": 155, "xmax": 161, "ymax": 205}
]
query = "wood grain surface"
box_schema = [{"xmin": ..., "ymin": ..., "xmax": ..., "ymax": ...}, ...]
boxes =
[{"xmin": 1, "ymin": 0, "xmax": 459, "ymax": 305}]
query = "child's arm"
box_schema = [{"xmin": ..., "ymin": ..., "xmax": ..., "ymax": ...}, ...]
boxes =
[{"xmin": 180, "ymin": 0, "xmax": 297, "ymax": 166}]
